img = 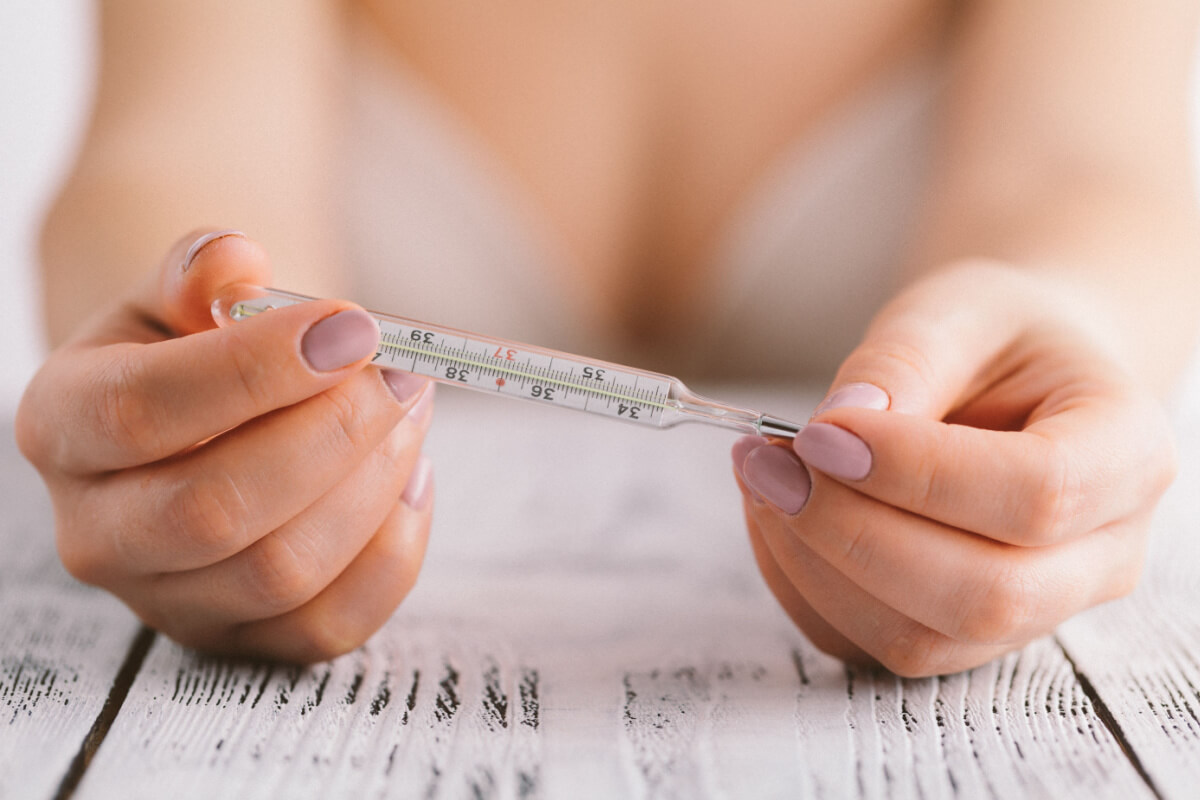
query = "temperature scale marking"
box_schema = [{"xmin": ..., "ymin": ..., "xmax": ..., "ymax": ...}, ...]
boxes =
[{"xmin": 220, "ymin": 290, "xmax": 802, "ymax": 439}]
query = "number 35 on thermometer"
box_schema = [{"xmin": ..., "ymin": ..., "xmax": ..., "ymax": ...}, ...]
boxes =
[{"xmin": 215, "ymin": 286, "xmax": 801, "ymax": 439}]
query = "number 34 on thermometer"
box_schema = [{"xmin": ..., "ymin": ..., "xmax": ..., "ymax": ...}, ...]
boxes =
[{"xmin": 215, "ymin": 286, "xmax": 802, "ymax": 440}]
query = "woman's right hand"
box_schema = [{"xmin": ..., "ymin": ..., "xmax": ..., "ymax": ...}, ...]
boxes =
[{"xmin": 16, "ymin": 231, "xmax": 435, "ymax": 663}]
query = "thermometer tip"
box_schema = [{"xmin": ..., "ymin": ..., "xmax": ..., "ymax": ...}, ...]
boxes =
[{"xmin": 758, "ymin": 415, "xmax": 802, "ymax": 440}]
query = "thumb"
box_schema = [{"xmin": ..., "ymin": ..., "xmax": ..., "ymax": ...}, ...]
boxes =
[
  {"xmin": 816, "ymin": 263, "xmax": 1028, "ymax": 420},
  {"xmin": 148, "ymin": 228, "xmax": 274, "ymax": 336}
]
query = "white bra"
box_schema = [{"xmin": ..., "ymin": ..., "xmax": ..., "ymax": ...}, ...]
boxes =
[{"xmin": 340, "ymin": 21, "xmax": 941, "ymax": 381}]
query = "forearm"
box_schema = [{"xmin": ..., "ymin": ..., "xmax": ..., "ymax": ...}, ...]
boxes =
[
  {"xmin": 41, "ymin": 144, "xmax": 341, "ymax": 347},
  {"xmin": 40, "ymin": 0, "xmax": 345, "ymax": 347},
  {"xmin": 908, "ymin": 0, "xmax": 1200, "ymax": 392}
]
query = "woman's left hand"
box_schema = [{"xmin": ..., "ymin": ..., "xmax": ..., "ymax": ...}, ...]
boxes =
[{"xmin": 733, "ymin": 260, "xmax": 1178, "ymax": 677}]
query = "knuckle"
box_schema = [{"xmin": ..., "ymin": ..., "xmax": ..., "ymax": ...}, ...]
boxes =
[
  {"xmin": 377, "ymin": 425, "xmax": 413, "ymax": 475},
  {"xmin": 158, "ymin": 622, "xmax": 226, "ymax": 656},
  {"xmin": 242, "ymin": 533, "xmax": 324, "ymax": 615},
  {"xmin": 291, "ymin": 610, "xmax": 368, "ymax": 663},
  {"xmin": 836, "ymin": 516, "xmax": 880, "ymax": 577},
  {"xmin": 316, "ymin": 385, "xmax": 377, "ymax": 459},
  {"xmin": 954, "ymin": 562, "xmax": 1039, "ymax": 644},
  {"xmin": 877, "ymin": 628, "xmax": 949, "ymax": 678},
  {"xmin": 1016, "ymin": 442, "xmax": 1079, "ymax": 543},
  {"xmin": 54, "ymin": 496, "xmax": 115, "ymax": 585},
  {"xmin": 1152, "ymin": 425, "xmax": 1179, "ymax": 496},
  {"xmin": 56, "ymin": 535, "xmax": 106, "ymax": 585},
  {"xmin": 134, "ymin": 605, "xmax": 170, "ymax": 635},
  {"xmin": 14, "ymin": 386, "xmax": 51, "ymax": 466},
  {"xmin": 92, "ymin": 353, "xmax": 165, "ymax": 458},
  {"xmin": 1113, "ymin": 556, "xmax": 1146, "ymax": 600},
  {"xmin": 909, "ymin": 444, "xmax": 946, "ymax": 517},
  {"xmin": 166, "ymin": 472, "xmax": 252, "ymax": 559},
  {"xmin": 220, "ymin": 329, "xmax": 275, "ymax": 411},
  {"xmin": 374, "ymin": 520, "xmax": 424, "ymax": 599},
  {"xmin": 1109, "ymin": 562, "xmax": 1143, "ymax": 603},
  {"xmin": 1105, "ymin": 531, "xmax": 1148, "ymax": 603},
  {"xmin": 124, "ymin": 586, "xmax": 173, "ymax": 635}
]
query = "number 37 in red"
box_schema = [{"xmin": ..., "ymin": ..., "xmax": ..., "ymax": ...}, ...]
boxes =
[{"xmin": 492, "ymin": 347, "xmax": 517, "ymax": 361}]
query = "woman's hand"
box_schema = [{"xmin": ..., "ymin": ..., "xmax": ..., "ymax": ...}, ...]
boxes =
[
  {"xmin": 733, "ymin": 261, "xmax": 1177, "ymax": 677},
  {"xmin": 16, "ymin": 231, "xmax": 435, "ymax": 663}
]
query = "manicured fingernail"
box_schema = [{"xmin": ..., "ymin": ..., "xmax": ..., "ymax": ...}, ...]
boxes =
[
  {"xmin": 812, "ymin": 382, "xmax": 890, "ymax": 417},
  {"xmin": 182, "ymin": 229, "xmax": 244, "ymax": 271},
  {"xmin": 401, "ymin": 455, "xmax": 433, "ymax": 511},
  {"xmin": 731, "ymin": 435, "xmax": 769, "ymax": 482},
  {"xmin": 407, "ymin": 383, "xmax": 435, "ymax": 426},
  {"xmin": 382, "ymin": 369, "xmax": 429, "ymax": 404},
  {"xmin": 301, "ymin": 309, "xmax": 379, "ymax": 371},
  {"xmin": 742, "ymin": 445, "xmax": 811, "ymax": 515},
  {"xmin": 794, "ymin": 422, "xmax": 872, "ymax": 481}
]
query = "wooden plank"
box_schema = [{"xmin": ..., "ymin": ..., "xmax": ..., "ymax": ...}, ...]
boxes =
[
  {"xmin": 1057, "ymin": 402, "xmax": 1200, "ymax": 799},
  {"xmin": 0, "ymin": 427, "xmax": 146, "ymax": 800},
  {"xmin": 616, "ymin": 638, "xmax": 1149, "ymax": 799},
  {"xmin": 73, "ymin": 389, "xmax": 1155, "ymax": 797},
  {"xmin": 75, "ymin": 625, "xmax": 541, "ymax": 799}
]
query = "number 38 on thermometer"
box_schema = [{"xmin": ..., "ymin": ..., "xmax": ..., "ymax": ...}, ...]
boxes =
[{"xmin": 215, "ymin": 287, "xmax": 801, "ymax": 439}]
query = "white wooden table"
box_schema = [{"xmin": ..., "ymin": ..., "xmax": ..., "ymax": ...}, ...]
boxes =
[{"xmin": 3, "ymin": 385, "xmax": 1198, "ymax": 799}]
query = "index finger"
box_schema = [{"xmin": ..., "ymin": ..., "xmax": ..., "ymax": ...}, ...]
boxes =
[
  {"xmin": 33, "ymin": 299, "xmax": 381, "ymax": 473},
  {"xmin": 794, "ymin": 382, "xmax": 1176, "ymax": 546},
  {"xmin": 21, "ymin": 231, "xmax": 382, "ymax": 473}
]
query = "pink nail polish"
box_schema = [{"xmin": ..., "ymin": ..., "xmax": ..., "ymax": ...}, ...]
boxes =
[
  {"xmin": 794, "ymin": 422, "xmax": 872, "ymax": 481},
  {"xmin": 406, "ymin": 385, "xmax": 435, "ymax": 426},
  {"xmin": 812, "ymin": 382, "xmax": 890, "ymax": 417},
  {"xmin": 401, "ymin": 455, "xmax": 433, "ymax": 511},
  {"xmin": 382, "ymin": 369, "xmax": 428, "ymax": 404},
  {"xmin": 301, "ymin": 309, "xmax": 379, "ymax": 372},
  {"xmin": 731, "ymin": 435, "xmax": 769, "ymax": 482},
  {"xmin": 181, "ymin": 229, "xmax": 244, "ymax": 271},
  {"xmin": 742, "ymin": 445, "xmax": 811, "ymax": 515}
]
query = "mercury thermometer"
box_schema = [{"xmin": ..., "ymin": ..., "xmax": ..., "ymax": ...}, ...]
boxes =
[{"xmin": 214, "ymin": 287, "xmax": 802, "ymax": 439}]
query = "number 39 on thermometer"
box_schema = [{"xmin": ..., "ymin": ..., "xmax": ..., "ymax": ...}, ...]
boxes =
[{"xmin": 215, "ymin": 287, "xmax": 801, "ymax": 439}]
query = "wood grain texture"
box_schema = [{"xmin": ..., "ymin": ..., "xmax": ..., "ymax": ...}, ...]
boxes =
[
  {"xmin": 0, "ymin": 430, "xmax": 144, "ymax": 800},
  {"xmin": 75, "ymin": 625, "xmax": 540, "ymax": 799},
  {"xmin": 1057, "ymin": 405, "xmax": 1200, "ymax": 799},
  {"xmin": 71, "ymin": 390, "xmax": 1158, "ymax": 798},
  {"xmin": 616, "ymin": 639, "xmax": 1151, "ymax": 799}
]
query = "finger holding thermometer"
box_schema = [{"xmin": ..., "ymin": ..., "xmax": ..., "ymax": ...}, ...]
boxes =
[{"xmin": 213, "ymin": 286, "xmax": 802, "ymax": 439}]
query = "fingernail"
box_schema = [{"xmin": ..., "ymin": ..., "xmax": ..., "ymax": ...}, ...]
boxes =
[
  {"xmin": 182, "ymin": 229, "xmax": 245, "ymax": 271},
  {"xmin": 301, "ymin": 309, "xmax": 379, "ymax": 371},
  {"xmin": 742, "ymin": 445, "xmax": 811, "ymax": 515},
  {"xmin": 382, "ymin": 369, "xmax": 429, "ymax": 404},
  {"xmin": 812, "ymin": 382, "xmax": 890, "ymax": 417},
  {"xmin": 401, "ymin": 455, "xmax": 433, "ymax": 511},
  {"xmin": 731, "ymin": 435, "xmax": 769, "ymax": 482},
  {"xmin": 794, "ymin": 422, "xmax": 872, "ymax": 481},
  {"xmin": 407, "ymin": 383, "xmax": 435, "ymax": 426}
]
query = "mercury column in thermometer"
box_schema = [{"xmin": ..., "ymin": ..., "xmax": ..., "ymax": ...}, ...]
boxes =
[{"xmin": 215, "ymin": 287, "xmax": 802, "ymax": 439}]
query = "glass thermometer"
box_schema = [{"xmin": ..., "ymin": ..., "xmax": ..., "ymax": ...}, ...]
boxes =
[{"xmin": 214, "ymin": 287, "xmax": 802, "ymax": 439}]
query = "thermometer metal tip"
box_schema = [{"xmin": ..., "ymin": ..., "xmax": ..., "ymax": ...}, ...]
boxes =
[
  {"xmin": 757, "ymin": 415, "xmax": 802, "ymax": 439},
  {"xmin": 217, "ymin": 286, "xmax": 804, "ymax": 440}
]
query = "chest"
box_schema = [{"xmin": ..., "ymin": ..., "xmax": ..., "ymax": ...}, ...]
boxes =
[{"xmin": 355, "ymin": 0, "xmax": 947, "ymax": 336}]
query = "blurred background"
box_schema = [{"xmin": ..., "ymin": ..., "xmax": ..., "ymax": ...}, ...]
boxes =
[
  {"xmin": 1, "ymin": 1, "xmax": 92, "ymax": 415},
  {"xmin": 1, "ymin": 3, "xmax": 1199, "ymax": 416}
]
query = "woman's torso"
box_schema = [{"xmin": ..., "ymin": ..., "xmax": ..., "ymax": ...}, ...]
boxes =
[{"xmin": 343, "ymin": 0, "xmax": 951, "ymax": 377}]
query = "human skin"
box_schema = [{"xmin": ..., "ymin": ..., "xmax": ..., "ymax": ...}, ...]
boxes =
[
  {"xmin": 733, "ymin": 262, "xmax": 1178, "ymax": 675},
  {"xmin": 23, "ymin": 0, "xmax": 1200, "ymax": 668},
  {"xmin": 727, "ymin": 1, "xmax": 1200, "ymax": 676},
  {"xmin": 18, "ymin": 231, "xmax": 436, "ymax": 662}
]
